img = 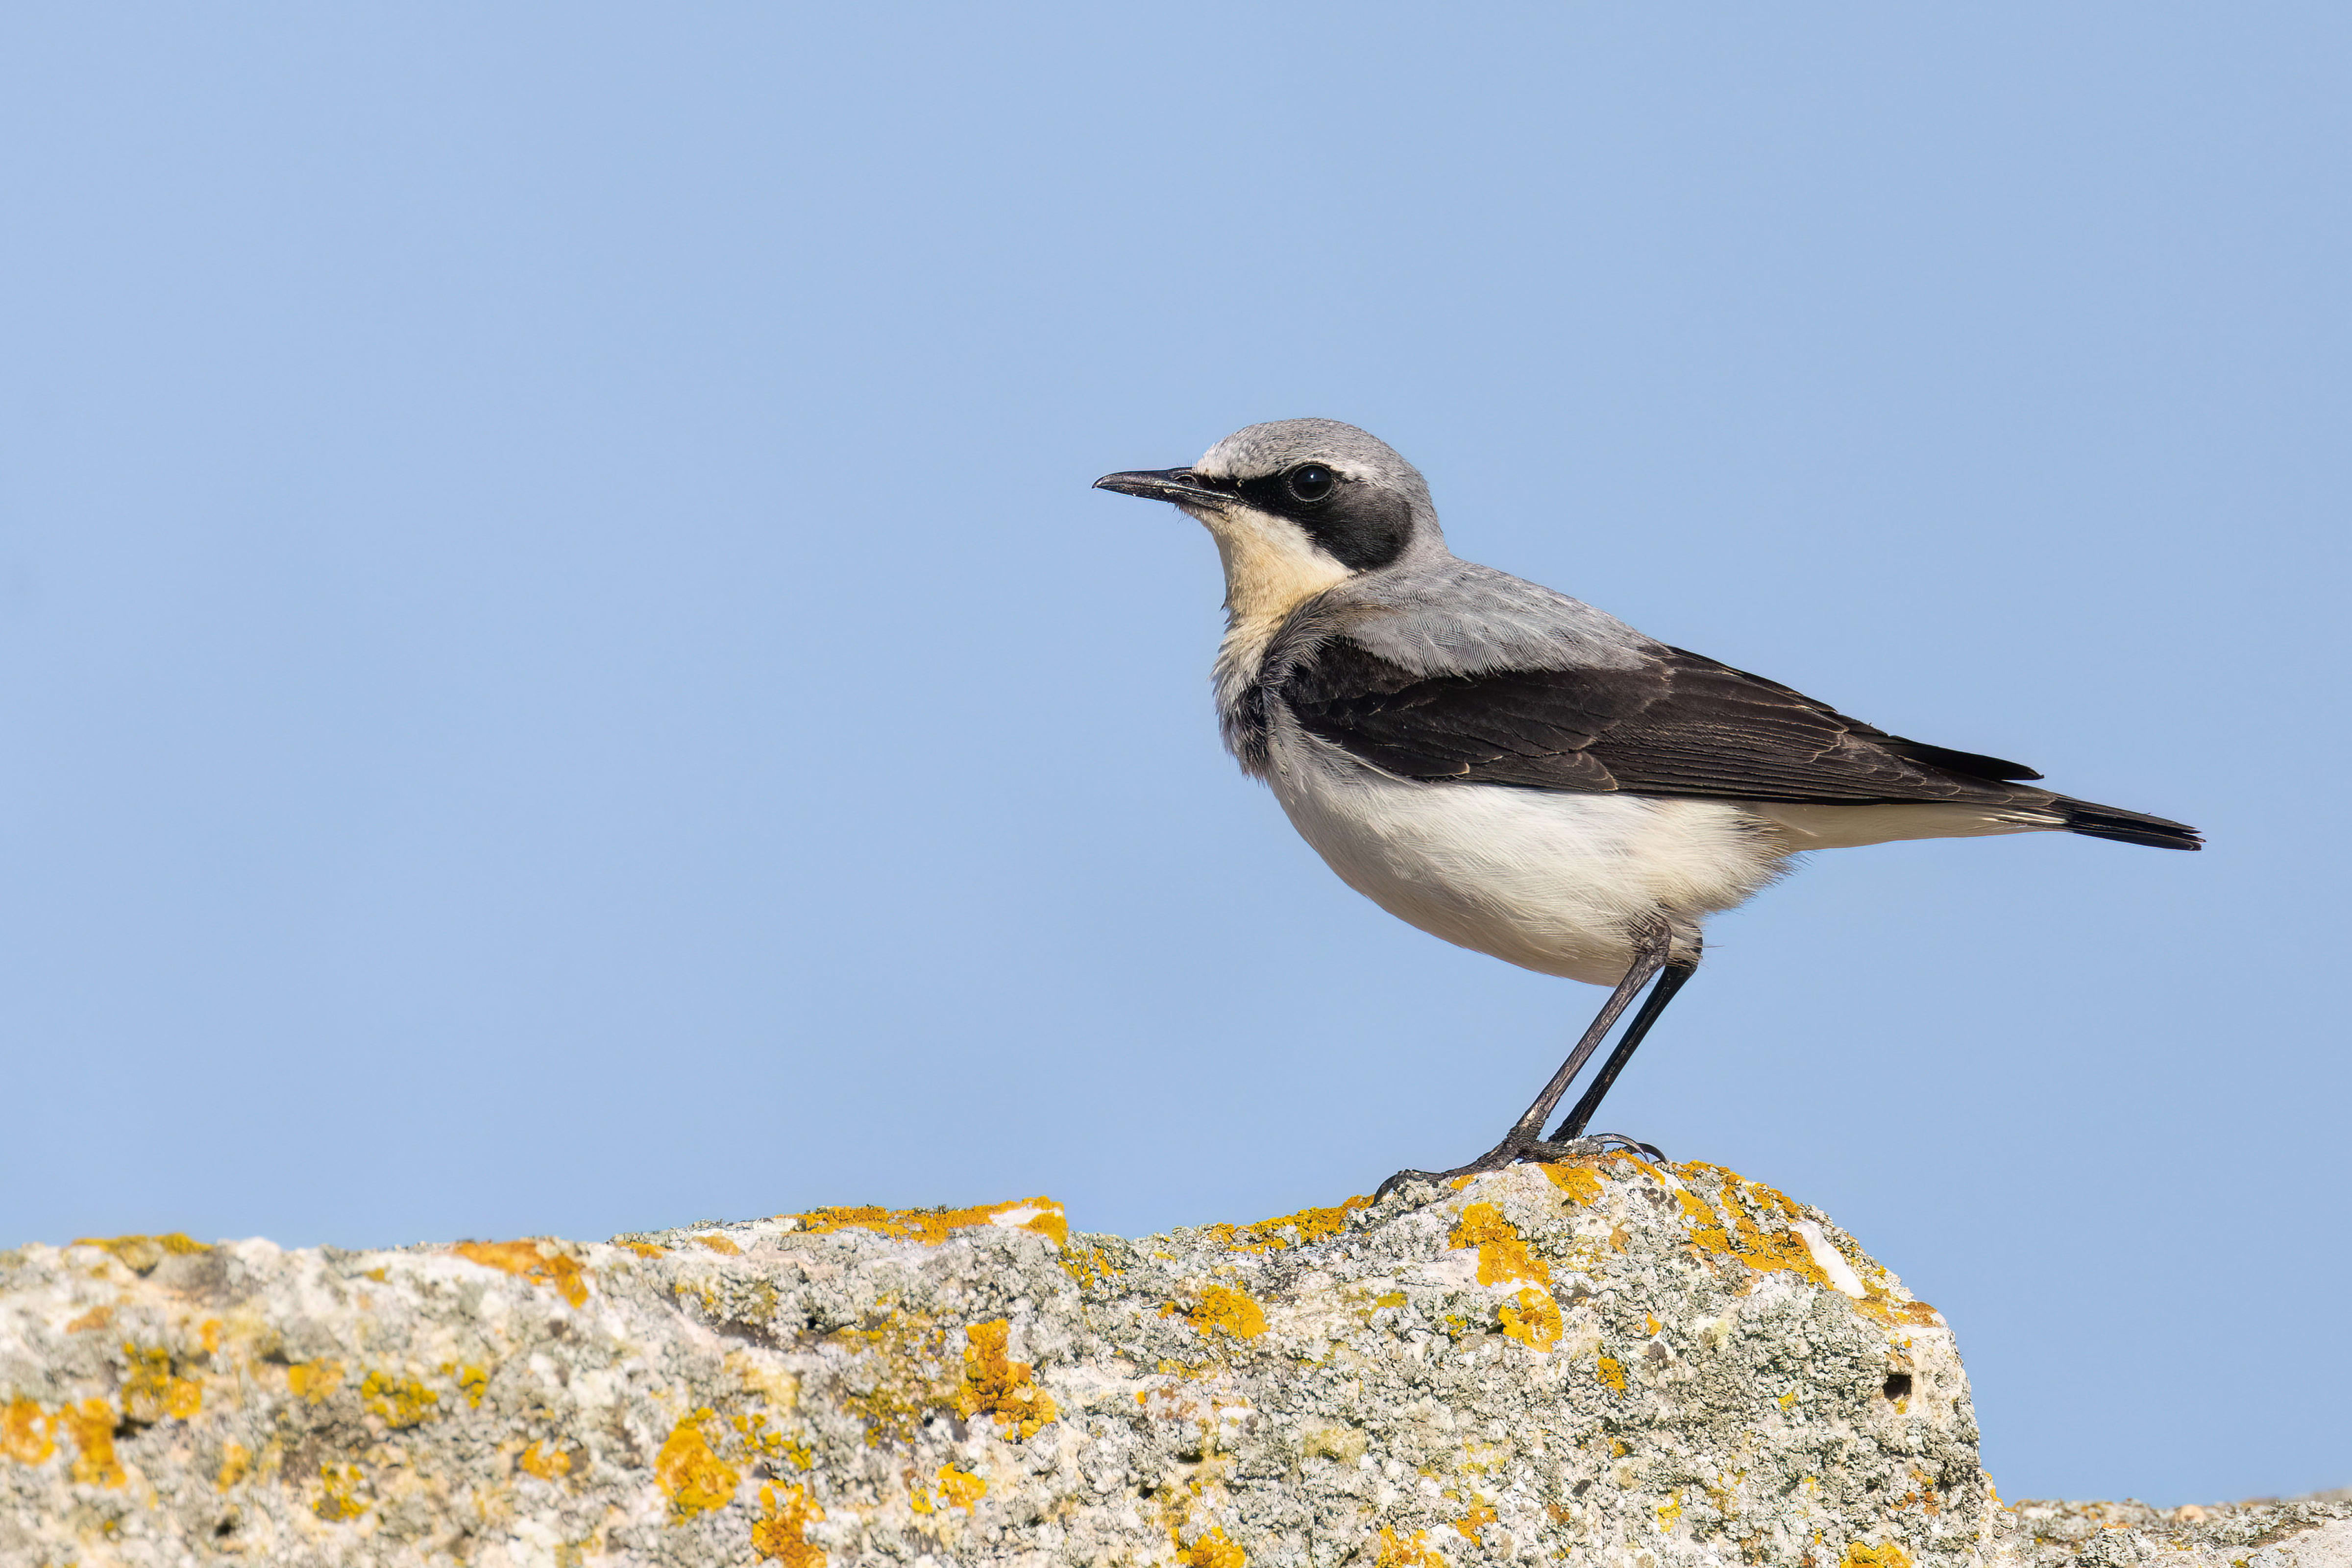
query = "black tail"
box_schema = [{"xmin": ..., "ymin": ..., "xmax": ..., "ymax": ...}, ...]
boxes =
[{"xmin": 2057, "ymin": 796, "xmax": 2203, "ymax": 850}]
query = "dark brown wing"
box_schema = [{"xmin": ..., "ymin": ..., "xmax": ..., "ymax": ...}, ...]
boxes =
[{"xmin": 1276, "ymin": 638, "xmax": 2045, "ymax": 804}]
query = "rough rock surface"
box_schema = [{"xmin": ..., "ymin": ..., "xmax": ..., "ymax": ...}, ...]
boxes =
[
  {"xmin": 0, "ymin": 1154, "xmax": 2329, "ymax": 1566},
  {"xmin": 1989, "ymin": 1493, "xmax": 2352, "ymax": 1568},
  {"xmin": 1985, "ymin": 1495, "xmax": 2352, "ymax": 1568}
]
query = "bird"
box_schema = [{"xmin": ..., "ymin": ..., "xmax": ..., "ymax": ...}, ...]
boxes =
[{"xmin": 1094, "ymin": 418, "xmax": 2200, "ymax": 1197}]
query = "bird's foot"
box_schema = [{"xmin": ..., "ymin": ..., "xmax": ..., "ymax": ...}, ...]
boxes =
[
  {"xmin": 1372, "ymin": 1137, "xmax": 1527, "ymax": 1202},
  {"xmin": 1374, "ymin": 1132, "xmax": 1667, "ymax": 1201},
  {"xmin": 1523, "ymin": 1131, "xmax": 1668, "ymax": 1164}
]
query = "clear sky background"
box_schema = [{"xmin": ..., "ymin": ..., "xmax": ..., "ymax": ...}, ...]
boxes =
[{"xmin": 2, "ymin": 3, "xmax": 2344, "ymax": 1507}]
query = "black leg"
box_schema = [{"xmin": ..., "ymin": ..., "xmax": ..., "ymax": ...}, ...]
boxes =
[
  {"xmin": 1494, "ymin": 937, "xmax": 1668, "ymax": 1151},
  {"xmin": 1372, "ymin": 927, "xmax": 1674, "ymax": 1201},
  {"xmin": 1546, "ymin": 954, "xmax": 1696, "ymax": 1144}
]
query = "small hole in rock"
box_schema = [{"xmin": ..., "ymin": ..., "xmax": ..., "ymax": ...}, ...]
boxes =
[{"xmin": 1883, "ymin": 1373, "xmax": 1913, "ymax": 1402}]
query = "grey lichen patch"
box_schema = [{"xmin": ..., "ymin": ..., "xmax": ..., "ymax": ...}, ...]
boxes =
[{"xmin": 0, "ymin": 1158, "xmax": 2093, "ymax": 1565}]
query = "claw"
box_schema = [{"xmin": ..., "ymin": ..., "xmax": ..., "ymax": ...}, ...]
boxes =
[
  {"xmin": 1373, "ymin": 1143, "xmax": 1521, "ymax": 1201},
  {"xmin": 1377, "ymin": 1131, "xmax": 1667, "ymax": 1200},
  {"xmin": 1532, "ymin": 1132, "xmax": 1666, "ymax": 1162},
  {"xmin": 1372, "ymin": 1168, "xmax": 1444, "ymax": 1202},
  {"xmin": 1582, "ymin": 1132, "xmax": 1667, "ymax": 1161},
  {"xmin": 1373, "ymin": 1130, "xmax": 1551, "ymax": 1201}
]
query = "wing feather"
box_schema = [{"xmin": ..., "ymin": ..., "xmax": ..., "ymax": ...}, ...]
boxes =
[{"xmin": 1277, "ymin": 637, "xmax": 2045, "ymax": 804}]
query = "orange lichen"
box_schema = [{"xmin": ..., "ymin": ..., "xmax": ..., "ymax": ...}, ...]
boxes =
[
  {"xmin": 1673, "ymin": 1164, "xmax": 1941, "ymax": 1324},
  {"xmin": 215, "ymin": 1442, "xmax": 251, "ymax": 1491},
  {"xmin": 451, "ymin": 1239, "xmax": 590, "ymax": 1307},
  {"xmin": 120, "ymin": 1344, "xmax": 202, "ymax": 1422},
  {"xmin": 360, "ymin": 1371, "xmax": 441, "ymax": 1428},
  {"xmin": 829, "ymin": 1310, "xmax": 961, "ymax": 1446},
  {"xmin": 519, "ymin": 1442, "xmax": 572, "ymax": 1480},
  {"xmin": 1670, "ymin": 1168, "xmax": 1832, "ymax": 1288},
  {"xmin": 453, "ymin": 1363, "xmax": 489, "ymax": 1407},
  {"xmin": 623, "ymin": 1241, "xmax": 667, "ymax": 1258},
  {"xmin": 1185, "ymin": 1284, "xmax": 1268, "ymax": 1339},
  {"xmin": 199, "ymin": 1319, "xmax": 223, "ymax": 1354},
  {"xmin": 314, "ymin": 1461, "xmax": 365, "ymax": 1520},
  {"xmin": 1893, "ymin": 1468, "xmax": 1942, "ymax": 1516},
  {"xmin": 1498, "ymin": 1286, "xmax": 1563, "ymax": 1350},
  {"xmin": 753, "ymin": 1481, "xmax": 827, "ymax": 1565},
  {"xmin": 1201, "ymin": 1195, "xmax": 1372, "ymax": 1254},
  {"xmin": 1, "ymin": 1400, "xmax": 54, "ymax": 1466},
  {"xmin": 1453, "ymin": 1504, "xmax": 1498, "ymax": 1538},
  {"xmin": 1449, "ymin": 1204, "xmax": 1550, "ymax": 1287},
  {"xmin": 71, "ymin": 1233, "xmax": 210, "ymax": 1274},
  {"xmin": 1596, "ymin": 1355, "xmax": 1627, "ymax": 1393},
  {"xmin": 1540, "ymin": 1163, "xmax": 1605, "ymax": 1206},
  {"xmin": 1449, "ymin": 1203, "xmax": 1566, "ymax": 1348},
  {"xmin": 64, "ymin": 1304, "xmax": 113, "ymax": 1333},
  {"xmin": 695, "ymin": 1234, "xmax": 743, "ymax": 1255},
  {"xmin": 938, "ymin": 1463, "xmax": 986, "ymax": 1509},
  {"xmin": 656, "ymin": 1408, "xmax": 741, "ymax": 1518},
  {"xmin": 1373, "ymin": 1526, "xmax": 1449, "ymax": 1566},
  {"xmin": 1056, "ymin": 1240, "xmax": 1124, "ymax": 1288},
  {"xmin": 788, "ymin": 1196, "xmax": 1068, "ymax": 1249},
  {"xmin": 731, "ymin": 1408, "xmax": 808, "ymax": 1472},
  {"xmin": 287, "ymin": 1359, "xmax": 345, "ymax": 1403},
  {"xmin": 956, "ymin": 1319, "xmax": 1058, "ymax": 1438},
  {"xmin": 909, "ymin": 1460, "xmax": 987, "ymax": 1514},
  {"xmin": 1843, "ymin": 1543, "xmax": 1914, "ymax": 1568},
  {"xmin": 63, "ymin": 1400, "xmax": 125, "ymax": 1488},
  {"xmin": 1854, "ymin": 1295, "xmax": 1945, "ymax": 1328},
  {"xmin": 1181, "ymin": 1525, "xmax": 1249, "ymax": 1566}
]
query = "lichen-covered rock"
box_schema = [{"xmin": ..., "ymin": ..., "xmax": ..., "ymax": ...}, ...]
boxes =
[
  {"xmin": 1, "ymin": 1156, "xmax": 1989, "ymax": 1566},
  {"xmin": 1989, "ymin": 1492, "xmax": 2352, "ymax": 1568}
]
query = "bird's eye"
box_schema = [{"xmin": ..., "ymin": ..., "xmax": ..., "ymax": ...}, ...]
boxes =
[{"xmin": 1286, "ymin": 464, "xmax": 1337, "ymax": 503}]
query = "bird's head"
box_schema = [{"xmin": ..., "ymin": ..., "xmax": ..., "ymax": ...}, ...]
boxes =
[{"xmin": 1095, "ymin": 419, "xmax": 1445, "ymax": 629}]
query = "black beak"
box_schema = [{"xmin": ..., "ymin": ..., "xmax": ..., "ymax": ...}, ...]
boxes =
[{"xmin": 1092, "ymin": 467, "xmax": 1231, "ymax": 508}]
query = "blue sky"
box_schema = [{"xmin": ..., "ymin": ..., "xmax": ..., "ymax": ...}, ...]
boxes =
[{"xmin": 2, "ymin": 3, "xmax": 2344, "ymax": 1505}]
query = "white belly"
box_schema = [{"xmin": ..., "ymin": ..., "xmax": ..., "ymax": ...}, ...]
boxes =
[{"xmin": 1265, "ymin": 732, "xmax": 1789, "ymax": 985}]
